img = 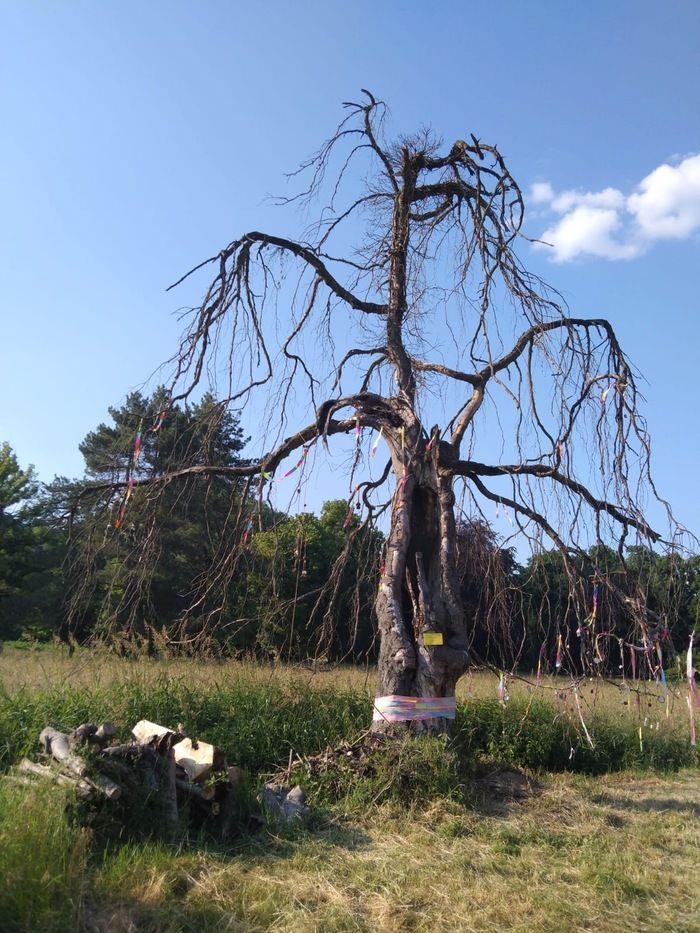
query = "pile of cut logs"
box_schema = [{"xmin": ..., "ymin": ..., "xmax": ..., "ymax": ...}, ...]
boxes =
[{"xmin": 14, "ymin": 719, "xmax": 245, "ymax": 836}]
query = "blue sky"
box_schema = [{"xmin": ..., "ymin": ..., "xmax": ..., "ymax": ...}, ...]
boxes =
[{"xmin": 1, "ymin": 1, "xmax": 698, "ymax": 541}]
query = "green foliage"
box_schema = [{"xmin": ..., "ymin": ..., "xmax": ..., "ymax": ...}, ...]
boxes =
[
  {"xmin": 518, "ymin": 545, "xmax": 700, "ymax": 671},
  {"xmin": 0, "ymin": 443, "xmax": 65, "ymax": 641},
  {"xmin": 62, "ymin": 389, "xmax": 249, "ymax": 643},
  {"xmin": 303, "ymin": 734, "xmax": 469, "ymax": 814},
  {"xmin": 452, "ymin": 697, "xmax": 694, "ymax": 774},
  {"xmin": 0, "ymin": 678, "xmax": 694, "ymax": 790},
  {"xmin": 0, "ymin": 442, "xmax": 37, "ymax": 515},
  {"xmin": 0, "ymin": 671, "xmax": 696, "ymax": 928},
  {"xmin": 0, "ymin": 677, "xmax": 371, "ymax": 778},
  {"xmin": 236, "ymin": 499, "xmax": 382, "ymax": 660},
  {"xmin": 0, "ymin": 780, "xmax": 88, "ymax": 932}
]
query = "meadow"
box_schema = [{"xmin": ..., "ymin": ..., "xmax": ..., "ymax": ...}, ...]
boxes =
[{"xmin": 0, "ymin": 645, "xmax": 697, "ymax": 932}]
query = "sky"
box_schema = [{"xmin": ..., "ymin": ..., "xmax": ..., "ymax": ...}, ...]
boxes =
[{"xmin": 1, "ymin": 0, "xmax": 699, "ymax": 542}]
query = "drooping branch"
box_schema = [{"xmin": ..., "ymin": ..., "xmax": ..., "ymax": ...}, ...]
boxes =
[
  {"xmin": 448, "ymin": 317, "xmax": 628, "ymax": 448},
  {"xmin": 70, "ymin": 417, "xmax": 357, "ymax": 505},
  {"xmin": 453, "ymin": 459, "xmax": 660, "ymax": 542}
]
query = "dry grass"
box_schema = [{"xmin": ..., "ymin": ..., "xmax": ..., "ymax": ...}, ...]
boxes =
[
  {"xmin": 86, "ymin": 770, "xmax": 700, "ymax": 932},
  {"xmin": 0, "ymin": 644, "xmax": 376, "ymax": 695},
  {"xmin": 0, "ymin": 644, "xmax": 688, "ymax": 734},
  {"xmin": 0, "ymin": 647, "xmax": 697, "ymax": 931}
]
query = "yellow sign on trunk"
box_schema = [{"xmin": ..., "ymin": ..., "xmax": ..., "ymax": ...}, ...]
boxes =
[{"xmin": 423, "ymin": 631, "xmax": 443, "ymax": 646}]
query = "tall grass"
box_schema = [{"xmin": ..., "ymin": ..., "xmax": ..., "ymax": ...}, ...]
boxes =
[
  {"xmin": 0, "ymin": 675, "xmax": 695, "ymax": 781},
  {"xmin": 0, "ymin": 652, "xmax": 697, "ymax": 932},
  {"xmin": 0, "ymin": 781, "xmax": 89, "ymax": 932}
]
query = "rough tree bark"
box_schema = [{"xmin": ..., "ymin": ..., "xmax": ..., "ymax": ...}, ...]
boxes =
[{"xmin": 69, "ymin": 92, "xmax": 681, "ymax": 735}]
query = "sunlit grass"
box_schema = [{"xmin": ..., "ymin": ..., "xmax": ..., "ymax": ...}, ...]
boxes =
[
  {"xmin": 3, "ymin": 766, "xmax": 697, "ymax": 931},
  {"xmin": 0, "ymin": 646, "xmax": 697, "ymax": 931},
  {"xmin": 0, "ymin": 643, "xmax": 689, "ymax": 730}
]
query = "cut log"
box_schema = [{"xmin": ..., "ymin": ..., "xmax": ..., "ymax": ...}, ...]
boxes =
[
  {"xmin": 19, "ymin": 758, "xmax": 92, "ymax": 797},
  {"xmin": 101, "ymin": 743, "xmax": 144, "ymax": 759},
  {"xmin": 38, "ymin": 728, "xmax": 122, "ymax": 799},
  {"xmin": 132, "ymin": 719, "xmax": 177, "ymax": 745},
  {"xmin": 95, "ymin": 722, "xmax": 118, "ymax": 747},
  {"xmin": 175, "ymin": 778, "xmax": 217, "ymax": 801},
  {"xmin": 173, "ymin": 737, "xmax": 221, "ymax": 783},
  {"xmin": 40, "ymin": 727, "xmax": 72, "ymax": 762},
  {"xmin": 89, "ymin": 772, "xmax": 123, "ymax": 800},
  {"xmin": 69, "ymin": 723, "xmax": 98, "ymax": 748},
  {"xmin": 70, "ymin": 722, "xmax": 117, "ymax": 750},
  {"xmin": 164, "ymin": 749, "xmax": 179, "ymax": 830}
]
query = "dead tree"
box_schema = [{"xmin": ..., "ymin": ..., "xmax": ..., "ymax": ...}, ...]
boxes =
[{"xmin": 72, "ymin": 92, "xmax": 684, "ymax": 731}]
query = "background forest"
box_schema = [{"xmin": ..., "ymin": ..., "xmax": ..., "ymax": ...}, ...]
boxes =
[{"xmin": 2, "ymin": 391, "xmax": 698, "ymax": 671}]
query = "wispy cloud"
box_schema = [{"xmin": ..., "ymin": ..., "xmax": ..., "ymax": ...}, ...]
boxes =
[{"xmin": 530, "ymin": 154, "xmax": 700, "ymax": 262}]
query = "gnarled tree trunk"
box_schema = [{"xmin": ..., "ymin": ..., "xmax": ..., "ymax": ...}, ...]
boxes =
[{"xmin": 374, "ymin": 436, "xmax": 469, "ymax": 733}]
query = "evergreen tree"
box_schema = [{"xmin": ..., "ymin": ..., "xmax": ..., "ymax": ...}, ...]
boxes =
[
  {"xmin": 65, "ymin": 391, "xmax": 249, "ymax": 648},
  {"xmin": 0, "ymin": 444, "xmax": 64, "ymax": 640}
]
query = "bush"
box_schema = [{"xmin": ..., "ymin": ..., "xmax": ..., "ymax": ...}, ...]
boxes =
[{"xmin": 301, "ymin": 734, "xmax": 469, "ymax": 814}]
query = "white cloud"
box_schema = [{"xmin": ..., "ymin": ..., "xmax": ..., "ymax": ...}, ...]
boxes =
[
  {"xmin": 627, "ymin": 154, "xmax": 700, "ymax": 240},
  {"xmin": 532, "ymin": 153, "xmax": 700, "ymax": 262},
  {"xmin": 550, "ymin": 187, "xmax": 625, "ymax": 214},
  {"xmin": 540, "ymin": 206, "xmax": 642, "ymax": 263},
  {"xmin": 530, "ymin": 181, "xmax": 554, "ymax": 204}
]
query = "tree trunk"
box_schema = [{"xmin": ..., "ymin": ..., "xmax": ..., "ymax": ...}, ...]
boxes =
[{"xmin": 373, "ymin": 450, "xmax": 469, "ymax": 734}]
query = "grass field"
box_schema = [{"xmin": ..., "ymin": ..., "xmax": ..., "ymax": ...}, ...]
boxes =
[
  {"xmin": 0, "ymin": 646, "xmax": 697, "ymax": 932},
  {"xmin": 0, "ymin": 641, "xmax": 691, "ymax": 728}
]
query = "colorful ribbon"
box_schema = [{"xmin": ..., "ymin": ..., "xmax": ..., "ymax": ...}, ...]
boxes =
[
  {"xmin": 279, "ymin": 447, "xmax": 308, "ymax": 481},
  {"xmin": 497, "ymin": 671, "xmax": 509, "ymax": 705},
  {"xmin": 555, "ymin": 633, "xmax": 563, "ymax": 670},
  {"xmin": 151, "ymin": 407, "xmax": 168, "ymax": 433},
  {"xmin": 370, "ymin": 427, "xmax": 383, "ymax": 457},
  {"xmin": 372, "ymin": 695, "xmax": 456, "ymax": 723},
  {"xmin": 536, "ymin": 643, "xmax": 546, "ymax": 683},
  {"xmin": 114, "ymin": 476, "xmax": 136, "ymax": 529},
  {"xmin": 687, "ymin": 633, "xmax": 697, "ymax": 746},
  {"xmin": 114, "ymin": 422, "xmax": 145, "ymax": 529}
]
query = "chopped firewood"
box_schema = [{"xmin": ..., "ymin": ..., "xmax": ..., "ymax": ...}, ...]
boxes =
[
  {"xmin": 10, "ymin": 719, "xmax": 251, "ymax": 836},
  {"xmin": 173, "ymin": 737, "xmax": 222, "ymax": 783},
  {"xmin": 69, "ymin": 721, "xmax": 118, "ymax": 750},
  {"xmin": 39, "ymin": 727, "xmax": 122, "ymax": 799},
  {"xmin": 132, "ymin": 719, "xmax": 178, "ymax": 745},
  {"xmin": 95, "ymin": 722, "xmax": 118, "ymax": 747},
  {"xmin": 18, "ymin": 758, "xmax": 92, "ymax": 798}
]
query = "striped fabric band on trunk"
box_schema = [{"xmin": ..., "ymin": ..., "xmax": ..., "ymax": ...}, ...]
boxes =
[{"xmin": 372, "ymin": 695, "xmax": 456, "ymax": 722}]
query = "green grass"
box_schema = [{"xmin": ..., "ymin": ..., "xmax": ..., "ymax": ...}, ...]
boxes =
[
  {"xmin": 0, "ymin": 673, "xmax": 694, "ymax": 781},
  {"xmin": 0, "ymin": 781, "xmax": 90, "ymax": 932},
  {"xmin": 0, "ymin": 650, "xmax": 698, "ymax": 931}
]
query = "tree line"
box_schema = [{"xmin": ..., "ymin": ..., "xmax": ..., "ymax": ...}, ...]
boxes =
[{"xmin": 1, "ymin": 389, "xmax": 698, "ymax": 671}]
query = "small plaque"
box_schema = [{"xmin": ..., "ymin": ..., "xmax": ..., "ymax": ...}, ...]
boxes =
[{"xmin": 423, "ymin": 631, "xmax": 443, "ymax": 646}]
